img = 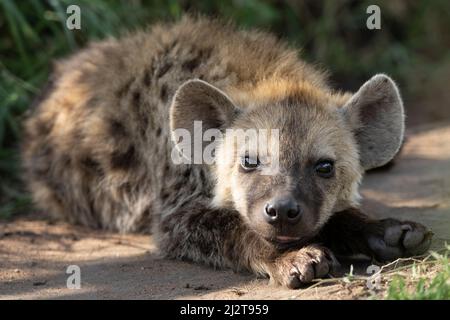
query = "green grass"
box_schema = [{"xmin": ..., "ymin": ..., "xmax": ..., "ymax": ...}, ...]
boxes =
[
  {"xmin": 386, "ymin": 248, "xmax": 450, "ymax": 300},
  {"xmin": 290, "ymin": 246, "xmax": 450, "ymax": 300},
  {"xmin": 1, "ymin": 0, "xmax": 450, "ymax": 217}
]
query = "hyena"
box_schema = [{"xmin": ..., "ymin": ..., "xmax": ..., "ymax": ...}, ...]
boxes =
[{"xmin": 22, "ymin": 17, "xmax": 432, "ymax": 288}]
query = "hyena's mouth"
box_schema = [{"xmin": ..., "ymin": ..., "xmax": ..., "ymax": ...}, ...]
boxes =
[
  {"xmin": 275, "ymin": 236, "xmax": 301, "ymax": 243},
  {"xmin": 267, "ymin": 236, "xmax": 306, "ymax": 250}
]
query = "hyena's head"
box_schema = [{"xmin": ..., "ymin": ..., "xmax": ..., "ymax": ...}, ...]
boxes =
[{"xmin": 170, "ymin": 75, "xmax": 404, "ymax": 246}]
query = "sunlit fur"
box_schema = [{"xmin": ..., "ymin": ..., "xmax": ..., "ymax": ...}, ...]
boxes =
[{"xmin": 22, "ymin": 17, "xmax": 407, "ymax": 287}]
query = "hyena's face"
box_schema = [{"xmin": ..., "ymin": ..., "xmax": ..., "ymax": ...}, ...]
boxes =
[
  {"xmin": 215, "ymin": 103, "xmax": 362, "ymax": 245},
  {"xmin": 171, "ymin": 76, "xmax": 404, "ymax": 245}
]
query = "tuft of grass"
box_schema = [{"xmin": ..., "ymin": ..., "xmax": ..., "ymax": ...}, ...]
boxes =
[
  {"xmin": 290, "ymin": 246, "xmax": 450, "ymax": 300},
  {"xmin": 386, "ymin": 248, "xmax": 450, "ymax": 300}
]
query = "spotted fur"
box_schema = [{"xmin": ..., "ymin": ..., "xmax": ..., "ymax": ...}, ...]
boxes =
[{"xmin": 22, "ymin": 17, "xmax": 430, "ymax": 288}]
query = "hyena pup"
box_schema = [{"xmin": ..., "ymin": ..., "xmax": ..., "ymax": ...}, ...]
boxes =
[{"xmin": 23, "ymin": 17, "xmax": 432, "ymax": 288}]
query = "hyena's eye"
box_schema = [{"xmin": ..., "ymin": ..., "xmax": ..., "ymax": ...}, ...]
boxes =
[
  {"xmin": 240, "ymin": 155, "xmax": 260, "ymax": 172},
  {"xmin": 315, "ymin": 160, "xmax": 334, "ymax": 178}
]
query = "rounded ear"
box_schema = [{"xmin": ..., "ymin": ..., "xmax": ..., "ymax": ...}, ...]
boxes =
[
  {"xmin": 170, "ymin": 79, "xmax": 239, "ymax": 134},
  {"xmin": 169, "ymin": 79, "xmax": 240, "ymax": 163},
  {"xmin": 341, "ymin": 74, "xmax": 405, "ymax": 170}
]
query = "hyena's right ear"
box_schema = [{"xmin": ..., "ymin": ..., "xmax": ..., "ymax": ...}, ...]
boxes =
[
  {"xmin": 169, "ymin": 79, "xmax": 240, "ymax": 163},
  {"xmin": 341, "ymin": 74, "xmax": 405, "ymax": 170},
  {"xmin": 170, "ymin": 79, "xmax": 239, "ymax": 133}
]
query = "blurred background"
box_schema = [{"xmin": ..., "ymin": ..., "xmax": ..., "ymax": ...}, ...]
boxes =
[{"xmin": 1, "ymin": 0, "xmax": 449, "ymax": 218}]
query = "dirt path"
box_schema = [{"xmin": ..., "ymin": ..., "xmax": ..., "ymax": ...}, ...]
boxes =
[{"xmin": 1, "ymin": 123, "xmax": 449, "ymax": 300}]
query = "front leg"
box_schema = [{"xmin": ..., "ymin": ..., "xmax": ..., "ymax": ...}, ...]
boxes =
[
  {"xmin": 155, "ymin": 201, "xmax": 335, "ymax": 288},
  {"xmin": 319, "ymin": 208, "xmax": 433, "ymax": 261},
  {"xmin": 268, "ymin": 244, "xmax": 337, "ymax": 288}
]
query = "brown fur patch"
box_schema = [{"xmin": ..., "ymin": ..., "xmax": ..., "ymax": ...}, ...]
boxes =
[{"xmin": 110, "ymin": 145, "xmax": 138, "ymax": 170}]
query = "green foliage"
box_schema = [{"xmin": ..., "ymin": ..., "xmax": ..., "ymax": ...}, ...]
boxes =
[
  {"xmin": 1, "ymin": 0, "xmax": 449, "ymax": 217},
  {"xmin": 386, "ymin": 249, "xmax": 450, "ymax": 300}
]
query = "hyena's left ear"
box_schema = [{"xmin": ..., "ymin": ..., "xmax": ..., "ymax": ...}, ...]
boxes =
[{"xmin": 342, "ymin": 74, "xmax": 405, "ymax": 170}]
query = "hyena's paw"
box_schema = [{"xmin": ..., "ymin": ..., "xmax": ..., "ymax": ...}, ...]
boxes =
[
  {"xmin": 272, "ymin": 244, "xmax": 337, "ymax": 289},
  {"xmin": 368, "ymin": 219, "xmax": 433, "ymax": 261}
]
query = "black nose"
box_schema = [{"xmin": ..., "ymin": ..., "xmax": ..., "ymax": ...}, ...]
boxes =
[{"xmin": 264, "ymin": 198, "xmax": 302, "ymax": 224}]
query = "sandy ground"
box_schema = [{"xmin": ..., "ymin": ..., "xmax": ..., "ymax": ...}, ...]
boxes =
[{"xmin": 1, "ymin": 122, "xmax": 449, "ymax": 300}]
